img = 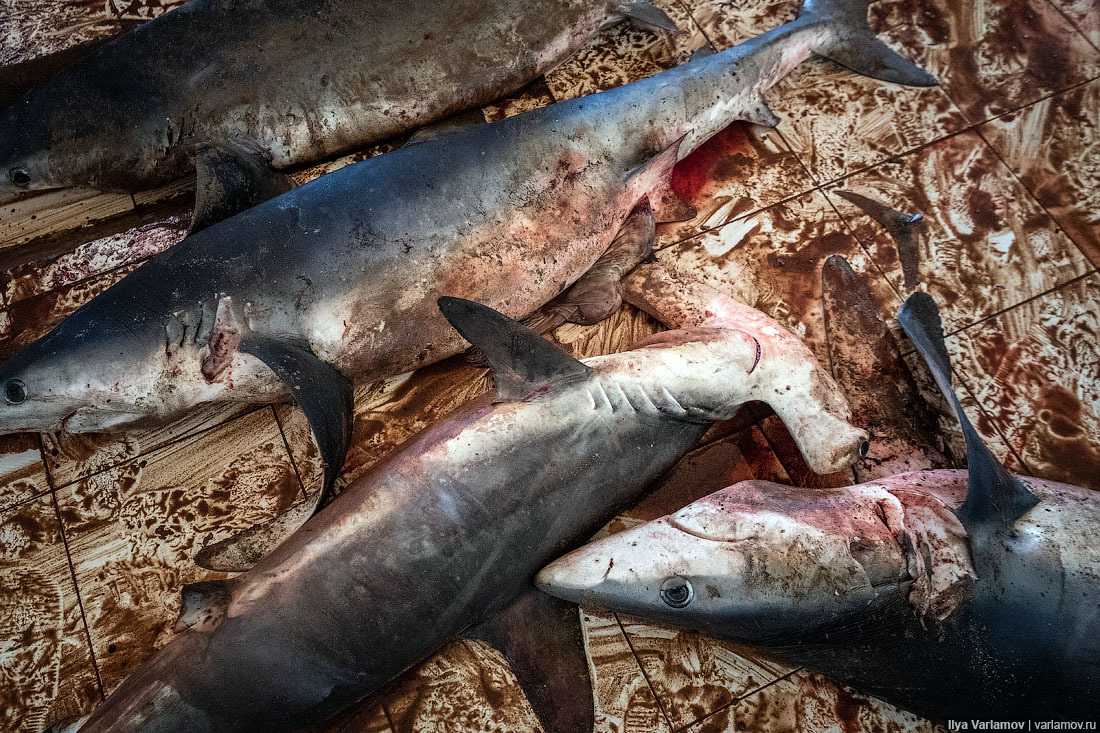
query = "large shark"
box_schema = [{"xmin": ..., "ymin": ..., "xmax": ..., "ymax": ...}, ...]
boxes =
[
  {"xmin": 538, "ymin": 283, "xmax": 1100, "ymax": 720},
  {"xmin": 72, "ymin": 278, "xmax": 867, "ymax": 732},
  {"xmin": 0, "ymin": 0, "xmax": 679, "ymax": 228},
  {"xmin": 0, "ymin": 0, "xmax": 933, "ymax": 527}
]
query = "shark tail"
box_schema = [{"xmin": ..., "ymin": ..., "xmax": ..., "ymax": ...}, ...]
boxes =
[{"xmin": 798, "ymin": 0, "xmax": 937, "ymax": 86}]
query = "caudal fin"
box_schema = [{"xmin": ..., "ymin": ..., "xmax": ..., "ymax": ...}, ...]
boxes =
[{"xmin": 798, "ymin": 0, "xmax": 937, "ymax": 86}]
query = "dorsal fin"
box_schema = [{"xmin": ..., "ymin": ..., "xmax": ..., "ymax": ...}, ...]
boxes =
[
  {"xmin": 438, "ymin": 297, "xmax": 593, "ymax": 402},
  {"xmin": 175, "ymin": 579, "xmax": 231, "ymax": 632},
  {"xmin": 898, "ymin": 293, "xmax": 1039, "ymax": 547}
]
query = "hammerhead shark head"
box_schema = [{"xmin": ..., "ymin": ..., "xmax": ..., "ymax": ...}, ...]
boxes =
[{"xmin": 538, "ymin": 267, "xmax": 1099, "ymax": 720}]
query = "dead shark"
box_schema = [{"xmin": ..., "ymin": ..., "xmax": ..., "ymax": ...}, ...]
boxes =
[
  {"xmin": 538, "ymin": 289, "xmax": 1100, "ymax": 720},
  {"xmin": 0, "ymin": 0, "xmax": 679, "ymax": 230},
  {"xmin": 72, "ymin": 285, "xmax": 867, "ymax": 733},
  {"xmin": 0, "ymin": 0, "xmax": 930, "ymax": 532}
]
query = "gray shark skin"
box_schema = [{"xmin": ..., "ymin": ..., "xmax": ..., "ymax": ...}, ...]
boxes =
[
  {"xmin": 73, "ymin": 294, "xmax": 867, "ymax": 732},
  {"xmin": 0, "ymin": 0, "xmax": 932, "ymax": 495},
  {"xmin": 0, "ymin": 0, "xmax": 674, "ymax": 214},
  {"xmin": 538, "ymin": 293, "xmax": 1100, "ymax": 721}
]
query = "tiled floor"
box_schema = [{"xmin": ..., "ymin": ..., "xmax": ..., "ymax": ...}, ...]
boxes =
[{"xmin": 0, "ymin": 0, "xmax": 1097, "ymax": 730}]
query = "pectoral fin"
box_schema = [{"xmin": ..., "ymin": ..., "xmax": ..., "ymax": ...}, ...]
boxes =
[
  {"xmin": 438, "ymin": 298, "xmax": 593, "ymax": 402},
  {"xmin": 193, "ymin": 337, "xmax": 353, "ymax": 572},
  {"xmin": 523, "ymin": 199, "xmax": 655, "ymax": 333},
  {"xmin": 191, "ymin": 140, "xmax": 293, "ymax": 233},
  {"xmin": 741, "ymin": 98, "xmax": 780, "ymax": 128},
  {"xmin": 834, "ymin": 190, "xmax": 924, "ymax": 292},
  {"xmin": 620, "ymin": 2, "xmax": 678, "ymax": 31},
  {"xmin": 465, "ymin": 590, "xmax": 595, "ymax": 733},
  {"xmin": 625, "ymin": 135, "xmax": 696, "ymax": 223},
  {"xmin": 898, "ymin": 293, "xmax": 1039, "ymax": 557},
  {"xmin": 404, "ymin": 107, "xmax": 488, "ymax": 147}
]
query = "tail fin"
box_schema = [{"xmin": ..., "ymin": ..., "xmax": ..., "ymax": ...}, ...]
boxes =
[{"xmin": 798, "ymin": 0, "xmax": 937, "ymax": 86}]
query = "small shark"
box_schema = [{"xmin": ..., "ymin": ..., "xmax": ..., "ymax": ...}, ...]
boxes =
[
  {"xmin": 73, "ymin": 281, "xmax": 866, "ymax": 732},
  {"xmin": 538, "ymin": 283, "xmax": 1100, "ymax": 720},
  {"xmin": 0, "ymin": 0, "xmax": 678, "ymax": 229}
]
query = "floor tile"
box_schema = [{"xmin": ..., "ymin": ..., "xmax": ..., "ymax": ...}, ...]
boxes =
[
  {"xmin": 0, "ymin": 434, "xmax": 48, "ymax": 511},
  {"xmin": 945, "ymin": 273, "xmax": 1100, "ymax": 489},
  {"xmin": 56, "ymin": 407, "xmax": 305, "ymax": 693},
  {"xmin": 0, "ymin": 0, "xmax": 120, "ymax": 67},
  {"xmin": 825, "ymin": 131, "xmax": 1093, "ymax": 334},
  {"xmin": 381, "ymin": 640, "xmax": 542, "ymax": 733},
  {"xmin": 652, "ymin": 189, "xmax": 900, "ymax": 367},
  {"xmin": 481, "ymin": 78, "xmax": 555, "ymax": 122},
  {"xmin": 0, "ymin": 261, "xmax": 141, "ymax": 361},
  {"xmin": 877, "ymin": 0, "xmax": 1100, "ymax": 124},
  {"xmin": 687, "ymin": 669, "xmax": 934, "ymax": 733},
  {"xmin": 0, "ymin": 189, "xmax": 136, "ymax": 253},
  {"xmin": 0, "ymin": 494, "xmax": 101, "ymax": 733},
  {"xmin": 621, "ymin": 618, "xmax": 792, "ymax": 731},
  {"xmin": 980, "ymin": 78, "xmax": 1100, "ymax": 265},
  {"xmin": 1046, "ymin": 0, "xmax": 1100, "ymax": 49},
  {"xmin": 3, "ymin": 211, "xmax": 187, "ymax": 304},
  {"xmin": 658, "ymin": 122, "xmax": 813, "ymax": 249},
  {"xmin": 545, "ymin": 0, "xmax": 706, "ymax": 101},
  {"xmin": 583, "ymin": 609, "xmax": 673, "ymax": 733}
]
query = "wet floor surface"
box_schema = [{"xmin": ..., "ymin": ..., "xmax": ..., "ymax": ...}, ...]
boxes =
[{"xmin": 0, "ymin": 0, "xmax": 1097, "ymax": 730}]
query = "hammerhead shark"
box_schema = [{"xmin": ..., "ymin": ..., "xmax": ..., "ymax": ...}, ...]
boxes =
[
  {"xmin": 538, "ymin": 266, "xmax": 1099, "ymax": 720},
  {"xmin": 71, "ymin": 272, "xmax": 867, "ymax": 732}
]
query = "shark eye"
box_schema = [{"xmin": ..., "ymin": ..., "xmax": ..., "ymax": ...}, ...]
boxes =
[
  {"xmin": 4, "ymin": 379, "xmax": 26, "ymax": 404},
  {"xmin": 9, "ymin": 168, "xmax": 30, "ymax": 187},
  {"xmin": 660, "ymin": 576, "xmax": 693, "ymax": 608}
]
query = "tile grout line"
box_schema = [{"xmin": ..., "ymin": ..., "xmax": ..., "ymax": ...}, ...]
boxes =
[
  {"xmin": 613, "ymin": 612, "xmax": 679, "ymax": 732},
  {"xmin": 675, "ymin": 665, "xmax": 805, "ymax": 732},
  {"xmin": 972, "ymin": 101, "xmax": 1100, "ymax": 269},
  {"xmin": 38, "ymin": 431, "xmax": 108, "ymax": 703},
  {"xmin": 1041, "ymin": 0, "xmax": 1100, "ymax": 55},
  {"xmin": 271, "ymin": 404, "xmax": 313, "ymax": 501}
]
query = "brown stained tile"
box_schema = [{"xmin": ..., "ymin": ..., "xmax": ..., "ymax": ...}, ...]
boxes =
[
  {"xmin": 686, "ymin": 0, "xmax": 801, "ymax": 47},
  {"xmin": 944, "ymin": 273, "xmax": 1100, "ymax": 490},
  {"xmin": 0, "ymin": 495, "xmax": 101, "ymax": 733},
  {"xmin": 877, "ymin": 0, "xmax": 1100, "ymax": 124},
  {"xmin": 621, "ymin": 618, "xmax": 792, "ymax": 732},
  {"xmin": 765, "ymin": 57, "xmax": 968, "ymax": 184},
  {"xmin": 544, "ymin": 0, "xmax": 706, "ymax": 102},
  {"xmin": 4, "ymin": 213, "xmax": 187, "ymax": 304},
  {"xmin": 481, "ymin": 78, "xmax": 556, "ymax": 122},
  {"xmin": 657, "ymin": 122, "xmax": 813, "ymax": 250},
  {"xmin": 553, "ymin": 302, "xmax": 664, "ymax": 359},
  {"xmin": 692, "ymin": 669, "xmax": 934, "ymax": 733},
  {"xmin": 0, "ymin": 0, "xmax": 121, "ymax": 67},
  {"xmin": 628, "ymin": 426, "xmax": 789, "ymax": 521},
  {"xmin": 0, "ymin": 262, "xmax": 141, "ymax": 361},
  {"xmin": 582, "ymin": 609, "xmax": 673, "ymax": 733},
  {"xmin": 56, "ymin": 407, "xmax": 304, "ymax": 692},
  {"xmin": 653, "ymin": 189, "xmax": 900, "ymax": 366},
  {"xmin": 1047, "ymin": 0, "xmax": 1100, "ymax": 49},
  {"xmin": 980, "ymin": 78, "xmax": 1100, "ymax": 265},
  {"xmin": 825, "ymin": 132, "xmax": 1092, "ymax": 334},
  {"xmin": 0, "ymin": 188, "xmax": 136, "ymax": 253},
  {"xmin": 290, "ymin": 139, "xmax": 405, "ymax": 186},
  {"xmin": 0, "ymin": 434, "xmax": 47, "ymax": 511},
  {"xmin": 107, "ymin": 0, "xmax": 189, "ymax": 23},
  {"xmin": 41, "ymin": 402, "xmax": 258, "ymax": 489},
  {"xmin": 381, "ymin": 640, "xmax": 542, "ymax": 733}
]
